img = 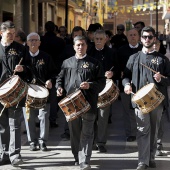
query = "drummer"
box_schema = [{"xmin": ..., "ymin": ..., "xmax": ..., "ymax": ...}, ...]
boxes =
[
  {"xmin": 23, "ymin": 32, "xmax": 57, "ymax": 152},
  {"xmin": 87, "ymin": 29, "xmax": 119, "ymax": 153},
  {"xmin": 122, "ymin": 26, "xmax": 170, "ymax": 170},
  {"xmin": 0, "ymin": 21, "xmax": 29, "ymax": 166},
  {"xmin": 56, "ymin": 35, "xmax": 105, "ymax": 169}
]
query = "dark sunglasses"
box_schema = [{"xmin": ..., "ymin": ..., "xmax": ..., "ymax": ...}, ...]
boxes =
[
  {"xmin": 142, "ymin": 35, "xmax": 154, "ymax": 40},
  {"xmin": 117, "ymin": 29, "xmax": 123, "ymax": 31}
]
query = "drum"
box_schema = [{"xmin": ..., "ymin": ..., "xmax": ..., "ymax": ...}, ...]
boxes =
[
  {"xmin": 26, "ymin": 84, "xmax": 49, "ymax": 109},
  {"xmin": 97, "ymin": 79, "xmax": 119, "ymax": 108},
  {"xmin": 0, "ymin": 75, "xmax": 28, "ymax": 108},
  {"xmin": 132, "ymin": 83, "xmax": 165, "ymax": 114},
  {"xmin": 58, "ymin": 90, "xmax": 91, "ymax": 122}
]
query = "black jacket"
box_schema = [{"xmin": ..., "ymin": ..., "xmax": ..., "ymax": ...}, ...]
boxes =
[
  {"xmin": 122, "ymin": 51, "xmax": 170, "ymax": 108},
  {"xmin": 56, "ymin": 55, "xmax": 106, "ymax": 113}
]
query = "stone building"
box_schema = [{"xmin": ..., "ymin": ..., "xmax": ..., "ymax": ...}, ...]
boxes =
[{"xmin": 0, "ymin": 0, "xmax": 169, "ymax": 36}]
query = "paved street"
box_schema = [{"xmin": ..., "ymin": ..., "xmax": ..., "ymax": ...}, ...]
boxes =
[{"xmin": 1, "ymin": 98, "xmax": 170, "ymax": 170}]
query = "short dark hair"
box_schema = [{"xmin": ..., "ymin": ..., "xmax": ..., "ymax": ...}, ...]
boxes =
[
  {"xmin": 117, "ymin": 24, "xmax": 125, "ymax": 30},
  {"xmin": 45, "ymin": 21, "xmax": 55, "ymax": 32},
  {"xmin": 73, "ymin": 36, "xmax": 87, "ymax": 45},
  {"xmin": 134, "ymin": 21, "xmax": 145, "ymax": 28},
  {"xmin": 59, "ymin": 26, "xmax": 67, "ymax": 32},
  {"xmin": 141, "ymin": 26, "xmax": 156, "ymax": 36},
  {"xmin": 71, "ymin": 26, "xmax": 86, "ymax": 37},
  {"xmin": 105, "ymin": 30, "xmax": 113, "ymax": 38},
  {"xmin": 16, "ymin": 29, "xmax": 26, "ymax": 42},
  {"xmin": 0, "ymin": 20, "xmax": 15, "ymax": 32}
]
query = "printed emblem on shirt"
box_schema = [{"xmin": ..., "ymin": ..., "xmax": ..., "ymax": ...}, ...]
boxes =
[
  {"xmin": 151, "ymin": 58, "xmax": 159, "ymax": 65},
  {"xmin": 8, "ymin": 48, "xmax": 18, "ymax": 56},
  {"xmin": 81, "ymin": 62, "xmax": 89, "ymax": 68},
  {"xmin": 38, "ymin": 59, "xmax": 45, "ymax": 65}
]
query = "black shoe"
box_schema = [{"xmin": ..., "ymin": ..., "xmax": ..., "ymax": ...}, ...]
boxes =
[
  {"xmin": 156, "ymin": 149, "xmax": 163, "ymax": 156},
  {"xmin": 0, "ymin": 157, "xmax": 10, "ymax": 166},
  {"xmin": 80, "ymin": 162, "xmax": 91, "ymax": 170},
  {"xmin": 126, "ymin": 136, "xmax": 136, "ymax": 142},
  {"xmin": 39, "ymin": 142, "xmax": 48, "ymax": 151},
  {"xmin": 98, "ymin": 145, "xmax": 107, "ymax": 153},
  {"xmin": 149, "ymin": 161, "xmax": 156, "ymax": 168},
  {"xmin": 60, "ymin": 133, "xmax": 70, "ymax": 140},
  {"xmin": 50, "ymin": 122, "xmax": 58, "ymax": 128},
  {"xmin": 92, "ymin": 145, "xmax": 98, "ymax": 150},
  {"xmin": 11, "ymin": 158, "xmax": 23, "ymax": 167},
  {"xmin": 30, "ymin": 143, "xmax": 37, "ymax": 151},
  {"xmin": 136, "ymin": 164, "xmax": 147, "ymax": 170}
]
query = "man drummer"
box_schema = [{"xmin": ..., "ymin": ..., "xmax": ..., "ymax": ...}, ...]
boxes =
[
  {"xmin": 122, "ymin": 26, "xmax": 170, "ymax": 170},
  {"xmin": 23, "ymin": 32, "xmax": 57, "ymax": 152},
  {"xmin": 118, "ymin": 28, "xmax": 142, "ymax": 142},
  {"xmin": 87, "ymin": 29, "xmax": 119, "ymax": 153},
  {"xmin": 56, "ymin": 35, "xmax": 105, "ymax": 170},
  {"xmin": 0, "ymin": 21, "xmax": 29, "ymax": 166}
]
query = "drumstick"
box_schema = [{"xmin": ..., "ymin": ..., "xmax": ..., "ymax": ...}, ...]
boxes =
[
  {"xmin": 109, "ymin": 66, "xmax": 114, "ymax": 71},
  {"xmin": 76, "ymin": 78, "xmax": 90, "ymax": 91},
  {"xmin": 140, "ymin": 63, "xmax": 167, "ymax": 79},
  {"xmin": 13, "ymin": 58, "xmax": 23, "ymax": 76}
]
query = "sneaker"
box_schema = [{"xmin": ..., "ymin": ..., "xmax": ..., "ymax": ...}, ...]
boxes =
[
  {"xmin": 80, "ymin": 162, "xmax": 91, "ymax": 170},
  {"xmin": 11, "ymin": 158, "xmax": 23, "ymax": 167},
  {"xmin": 30, "ymin": 143, "xmax": 37, "ymax": 151},
  {"xmin": 39, "ymin": 142, "xmax": 48, "ymax": 151},
  {"xmin": 136, "ymin": 164, "xmax": 147, "ymax": 170},
  {"xmin": 156, "ymin": 149, "xmax": 163, "ymax": 156},
  {"xmin": 98, "ymin": 145, "xmax": 107, "ymax": 153}
]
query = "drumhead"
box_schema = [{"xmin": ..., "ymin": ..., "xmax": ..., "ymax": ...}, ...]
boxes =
[
  {"xmin": 99, "ymin": 79, "xmax": 113, "ymax": 95},
  {"xmin": 59, "ymin": 90, "xmax": 81, "ymax": 104},
  {"xmin": 133, "ymin": 83, "xmax": 155, "ymax": 100},
  {"xmin": 0, "ymin": 75, "xmax": 19, "ymax": 95},
  {"xmin": 28, "ymin": 84, "xmax": 49, "ymax": 98}
]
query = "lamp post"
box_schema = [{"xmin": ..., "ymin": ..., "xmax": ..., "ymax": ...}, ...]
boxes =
[
  {"xmin": 65, "ymin": 0, "xmax": 68, "ymax": 28},
  {"xmin": 114, "ymin": 12, "xmax": 117, "ymax": 34},
  {"xmin": 155, "ymin": 0, "xmax": 158, "ymax": 37}
]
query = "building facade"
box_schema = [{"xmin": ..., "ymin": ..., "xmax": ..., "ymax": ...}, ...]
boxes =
[{"xmin": 0, "ymin": 0, "xmax": 169, "ymax": 35}]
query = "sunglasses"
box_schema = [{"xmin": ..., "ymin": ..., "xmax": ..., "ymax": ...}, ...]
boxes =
[
  {"xmin": 142, "ymin": 35, "xmax": 154, "ymax": 40},
  {"xmin": 117, "ymin": 29, "xmax": 123, "ymax": 31}
]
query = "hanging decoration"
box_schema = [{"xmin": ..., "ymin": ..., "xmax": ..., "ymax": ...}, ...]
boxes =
[{"xmin": 106, "ymin": 0, "xmax": 165, "ymax": 15}]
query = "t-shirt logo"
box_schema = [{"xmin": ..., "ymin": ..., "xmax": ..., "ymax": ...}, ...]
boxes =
[
  {"xmin": 81, "ymin": 62, "xmax": 89, "ymax": 68},
  {"xmin": 151, "ymin": 58, "xmax": 159, "ymax": 65}
]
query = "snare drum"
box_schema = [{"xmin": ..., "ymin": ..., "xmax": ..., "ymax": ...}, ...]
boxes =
[
  {"xmin": 58, "ymin": 90, "xmax": 91, "ymax": 122},
  {"xmin": 132, "ymin": 83, "xmax": 165, "ymax": 114},
  {"xmin": 26, "ymin": 84, "xmax": 49, "ymax": 109},
  {"xmin": 0, "ymin": 75, "xmax": 28, "ymax": 108},
  {"xmin": 97, "ymin": 79, "xmax": 119, "ymax": 108}
]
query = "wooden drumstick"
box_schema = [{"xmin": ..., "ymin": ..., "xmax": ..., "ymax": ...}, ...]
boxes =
[
  {"xmin": 140, "ymin": 63, "xmax": 167, "ymax": 79},
  {"xmin": 109, "ymin": 66, "xmax": 114, "ymax": 71},
  {"xmin": 13, "ymin": 58, "xmax": 23, "ymax": 76},
  {"xmin": 76, "ymin": 78, "xmax": 90, "ymax": 91}
]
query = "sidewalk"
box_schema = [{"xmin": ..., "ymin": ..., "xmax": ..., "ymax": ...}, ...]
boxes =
[{"xmin": 1, "ymin": 99, "xmax": 170, "ymax": 170}]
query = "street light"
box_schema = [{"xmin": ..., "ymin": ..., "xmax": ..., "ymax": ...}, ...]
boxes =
[
  {"xmin": 155, "ymin": 0, "xmax": 158, "ymax": 37},
  {"xmin": 65, "ymin": 0, "xmax": 68, "ymax": 28}
]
